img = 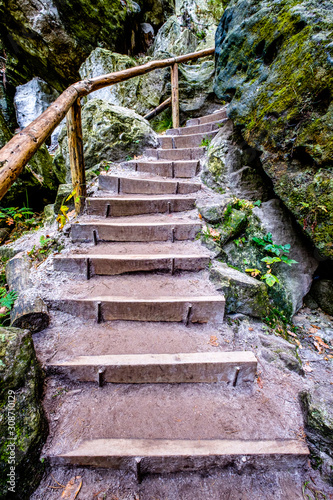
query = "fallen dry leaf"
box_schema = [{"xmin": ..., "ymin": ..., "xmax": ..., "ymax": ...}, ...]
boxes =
[
  {"xmin": 313, "ymin": 341, "xmax": 324, "ymax": 354},
  {"xmin": 310, "ymin": 324, "xmax": 321, "ymax": 329},
  {"xmin": 313, "ymin": 336, "xmax": 329, "ymax": 349},
  {"xmin": 248, "ymin": 327, "xmax": 254, "ymax": 331},
  {"xmin": 61, "ymin": 476, "xmax": 82, "ymax": 499},
  {"xmin": 287, "ymin": 330, "xmax": 297, "ymax": 338},
  {"xmin": 256, "ymin": 375, "xmax": 263, "ymax": 389},
  {"xmin": 294, "ymin": 339, "xmax": 303, "ymax": 349},
  {"xmin": 208, "ymin": 335, "xmax": 219, "ymax": 347},
  {"xmin": 308, "ymin": 327, "xmax": 319, "ymax": 334},
  {"xmin": 303, "ymin": 364, "xmax": 313, "ymax": 373}
]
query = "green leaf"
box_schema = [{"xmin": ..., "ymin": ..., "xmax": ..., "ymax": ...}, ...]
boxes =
[
  {"xmin": 261, "ymin": 274, "xmax": 279, "ymax": 287},
  {"xmin": 261, "ymin": 256, "xmax": 281, "ymax": 265},
  {"xmin": 0, "ymin": 290, "xmax": 18, "ymax": 309},
  {"xmin": 252, "ymin": 237, "xmax": 266, "ymax": 247},
  {"xmin": 280, "ymin": 255, "xmax": 298, "ymax": 266},
  {"xmin": 263, "ymin": 244, "xmax": 281, "ymax": 256}
]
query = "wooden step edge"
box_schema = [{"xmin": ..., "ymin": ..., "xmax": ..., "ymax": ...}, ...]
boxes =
[
  {"xmin": 53, "ymin": 255, "xmax": 210, "ymax": 277},
  {"xmin": 47, "ymin": 351, "xmax": 257, "ymax": 385},
  {"xmin": 48, "ymin": 354, "xmax": 256, "ymax": 385},
  {"xmin": 86, "ymin": 195, "xmax": 197, "ymax": 201},
  {"xmin": 49, "ymin": 438, "xmax": 309, "ymax": 477},
  {"xmin": 49, "ymin": 296, "xmax": 225, "ymax": 324}
]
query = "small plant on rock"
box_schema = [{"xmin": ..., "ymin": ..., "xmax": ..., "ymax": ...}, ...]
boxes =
[
  {"xmin": 28, "ymin": 235, "xmax": 63, "ymax": 264},
  {"xmin": 246, "ymin": 232, "xmax": 298, "ymax": 287},
  {"xmin": 200, "ymin": 136, "xmax": 212, "ymax": 147}
]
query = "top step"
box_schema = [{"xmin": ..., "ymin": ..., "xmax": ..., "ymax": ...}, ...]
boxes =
[
  {"xmin": 166, "ymin": 119, "xmax": 228, "ymax": 136},
  {"xmin": 186, "ymin": 109, "xmax": 227, "ymax": 127}
]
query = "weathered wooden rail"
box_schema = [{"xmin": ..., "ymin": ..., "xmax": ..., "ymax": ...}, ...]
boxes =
[{"xmin": 0, "ymin": 47, "xmax": 214, "ymax": 214}]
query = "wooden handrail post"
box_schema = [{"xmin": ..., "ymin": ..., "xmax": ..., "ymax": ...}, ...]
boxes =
[
  {"xmin": 67, "ymin": 98, "xmax": 86, "ymax": 215},
  {"xmin": 171, "ymin": 63, "xmax": 179, "ymax": 129}
]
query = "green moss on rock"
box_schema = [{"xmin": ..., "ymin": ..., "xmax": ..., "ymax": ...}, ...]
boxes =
[
  {"xmin": 0, "ymin": 327, "xmax": 47, "ymax": 499},
  {"xmin": 214, "ymin": 0, "xmax": 333, "ymax": 257}
]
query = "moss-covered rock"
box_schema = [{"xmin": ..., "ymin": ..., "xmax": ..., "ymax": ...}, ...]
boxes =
[
  {"xmin": 302, "ymin": 386, "xmax": 333, "ymax": 484},
  {"xmin": 0, "ymin": 327, "xmax": 47, "ymax": 499},
  {"xmin": 210, "ymin": 261, "xmax": 270, "ymax": 317},
  {"xmin": 214, "ymin": 0, "xmax": 333, "ymax": 258},
  {"xmin": 54, "ymin": 99, "xmax": 158, "ymax": 181}
]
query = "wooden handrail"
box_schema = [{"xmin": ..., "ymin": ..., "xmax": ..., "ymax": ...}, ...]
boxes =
[{"xmin": 0, "ymin": 47, "xmax": 214, "ymax": 210}]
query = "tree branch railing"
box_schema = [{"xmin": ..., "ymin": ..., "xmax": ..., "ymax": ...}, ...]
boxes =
[{"xmin": 0, "ymin": 47, "xmax": 215, "ymax": 214}]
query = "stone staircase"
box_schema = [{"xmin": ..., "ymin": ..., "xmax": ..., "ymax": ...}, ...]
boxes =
[{"xmin": 43, "ymin": 108, "xmax": 308, "ymax": 485}]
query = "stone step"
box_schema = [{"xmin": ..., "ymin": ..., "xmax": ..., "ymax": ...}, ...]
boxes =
[
  {"xmin": 71, "ymin": 219, "xmax": 201, "ymax": 243},
  {"xmin": 186, "ymin": 108, "xmax": 227, "ymax": 127},
  {"xmin": 47, "ymin": 351, "xmax": 257, "ymax": 384},
  {"xmin": 158, "ymin": 130, "xmax": 217, "ymax": 149},
  {"xmin": 50, "ymin": 438, "xmax": 309, "ymax": 476},
  {"xmin": 54, "ymin": 253, "xmax": 210, "ymax": 276},
  {"xmin": 166, "ymin": 119, "xmax": 227, "ymax": 136},
  {"xmin": 145, "ymin": 147, "xmax": 205, "ymax": 161},
  {"xmin": 98, "ymin": 175, "xmax": 201, "ymax": 195},
  {"xmin": 132, "ymin": 160, "xmax": 199, "ymax": 178},
  {"xmin": 86, "ymin": 195, "xmax": 196, "ymax": 217},
  {"xmin": 50, "ymin": 295, "xmax": 225, "ymax": 323}
]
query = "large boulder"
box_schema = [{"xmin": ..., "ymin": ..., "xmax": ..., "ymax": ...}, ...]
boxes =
[
  {"xmin": 222, "ymin": 199, "xmax": 318, "ymax": 317},
  {"xmin": 54, "ymin": 99, "xmax": 158, "ymax": 182},
  {"xmin": 0, "ymin": 327, "xmax": 48, "ymax": 499},
  {"xmin": 79, "ymin": 49, "xmax": 169, "ymax": 117},
  {"xmin": 214, "ymin": 0, "xmax": 333, "ymax": 258}
]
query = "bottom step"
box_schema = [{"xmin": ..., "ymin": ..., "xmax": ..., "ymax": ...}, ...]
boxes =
[
  {"xmin": 47, "ymin": 351, "xmax": 257, "ymax": 385},
  {"xmin": 51, "ymin": 438, "xmax": 309, "ymax": 476}
]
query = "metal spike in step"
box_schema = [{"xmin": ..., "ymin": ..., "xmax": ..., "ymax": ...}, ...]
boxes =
[
  {"xmin": 50, "ymin": 296, "xmax": 225, "ymax": 324},
  {"xmin": 47, "ymin": 351, "xmax": 257, "ymax": 385},
  {"xmin": 50, "ymin": 438, "xmax": 309, "ymax": 474}
]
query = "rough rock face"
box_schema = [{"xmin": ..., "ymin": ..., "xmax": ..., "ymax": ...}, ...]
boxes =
[
  {"xmin": 14, "ymin": 78, "xmax": 59, "ymax": 130},
  {"xmin": 214, "ymin": 0, "xmax": 333, "ymax": 258},
  {"xmin": 302, "ymin": 386, "xmax": 333, "ymax": 484},
  {"xmin": 14, "ymin": 77, "xmax": 62, "ymax": 148},
  {"xmin": 0, "ymin": 327, "xmax": 47, "ymax": 499},
  {"xmin": 0, "ymin": 0, "xmax": 173, "ymax": 92},
  {"xmin": 54, "ymin": 99, "xmax": 158, "ymax": 182}
]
